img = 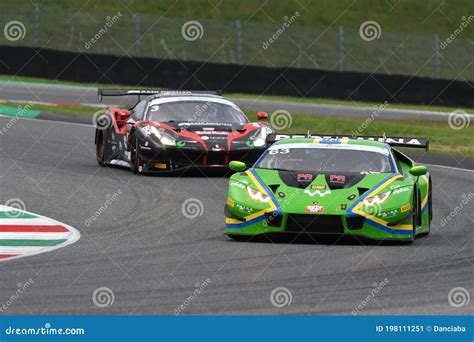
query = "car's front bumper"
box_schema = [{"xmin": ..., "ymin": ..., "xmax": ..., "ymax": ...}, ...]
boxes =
[
  {"xmin": 137, "ymin": 146, "xmax": 266, "ymax": 172},
  {"xmin": 225, "ymin": 205, "xmax": 414, "ymax": 241}
]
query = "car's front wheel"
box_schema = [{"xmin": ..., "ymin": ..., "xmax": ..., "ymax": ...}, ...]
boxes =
[
  {"xmin": 129, "ymin": 134, "xmax": 141, "ymax": 174},
  {"xmin": 96, "ymin": 130, "xmax": 106, "ymax": 167}
]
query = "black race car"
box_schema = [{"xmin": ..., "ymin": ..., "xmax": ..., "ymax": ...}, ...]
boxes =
[{"xmin": 95, "ymin": 89, "xmax": 275, "ymax": 173}]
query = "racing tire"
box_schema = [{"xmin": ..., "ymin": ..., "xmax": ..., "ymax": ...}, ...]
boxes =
[
  {"xmin": 96, "ymin": 130, "xmax": 106, "ymax": 167},
  {"xmin": 409, "ymin": 187, "xmax": 420, "ymax": 242},
  {"xmin": 129, "ymin": 134, "xmax": 141, "ymax": 174},
  {"xmin": 418, "ymin": 177, "xmax": 432, "ymax": 237}
]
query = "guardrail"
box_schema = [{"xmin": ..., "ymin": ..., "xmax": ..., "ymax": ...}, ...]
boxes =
[{"xmin": 1, "ymin": 46, "xmax": 472, "ymax": 107}]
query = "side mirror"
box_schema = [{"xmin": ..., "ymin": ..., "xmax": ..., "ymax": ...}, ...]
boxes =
[
  {"xmin": 229, "ymin": 161, "xmax": 247, "ymax": 172},
  {"xmin": 257, "ymin": 112, "xmax": 269, "ymax": 121},
  {"xmin": 409, "ymin": 165, "xmax": 428, "ymax": 177}
]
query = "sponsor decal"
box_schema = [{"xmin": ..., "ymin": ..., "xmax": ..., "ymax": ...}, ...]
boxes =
[
  {"xmin": 401, "ymin": 204, "xmax": 411, "ymax": 212},
  {"xmin": 235, "ymin": 203, "xmax": 256, "ymax": 214},
  {"xmin": 201, "ymin": 136, "xmax": 209, "ymax": 140},
  {"xmin": 304, "ymin": 189, "xmax": 331, "ymax": 197},
  {"xmin": 278, "ymin": 192, "xmax": 286, "ymax": 198},
  {"xmin": 274, "ymin": 135, "xmax": 424, "ymax": 146},
  {"xmin": 392, "ymin": 187, "xmax": 410, "ymax": 195},
  {"xmin": 179, "ymin": 122, "xmax": 233, "ymax": 127},
  {"xmin": 348, "ymin": 194, "xmax": 357, "ymax": 200},
  {"xmin": 329, "ymin": 175, "xmax": 346, "ymax": 184},
  {"xmin": 246, "ymin": 141, "xmax": 254, "ymax": 147},
  {"xmin": 311, "ymin": 185, "xmax": 326, "ymax": 190},
  {"xmin": 376, "ymin": 209, "xmax": 399, "ymax": 218},
  {"xmin": 227, "ymin": 198, "xmax": 235, "ymax": 207},
  {"xmin": 306, "ymin": 205, "xmax": 324, "ymax": 213},
  {"xmin": 297, "ymin": 173, "xmax": 313, "ymax": 182},
  {"xmin": 154, "ymin": 163, "xmax": 167, "ymax": 169},
  {"xmin": 195, "ymin": 131, "xmax": 229, "ymax": 135},
  {"xmin": 212, "ymin": 145, "xmax": 225, "ymax": 152},
  {"xmin": 142, "ymin": 126, "xmax": 154, "ymax": 136},
  {"xmin": 176, "ymin": 141, "xmax": 186, "ymax": 148}
]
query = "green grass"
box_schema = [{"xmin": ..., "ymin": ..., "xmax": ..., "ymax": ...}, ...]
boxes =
[
  {"xmin": 5, "ymin": 0, "xmax": 474, "ymax": 38},
  {"xmin": 0, "ymin": 101, "xmax": 100, "ymax": 116},
  {"xmin": 1, "ymin": 1, "xmax": 473, "ymax": 80},
  {"xmin": 2, "ymin": 75, "xmax": 473, "ymax": 113}
]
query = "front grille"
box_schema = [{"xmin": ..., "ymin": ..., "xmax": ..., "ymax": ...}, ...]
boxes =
[
  {"xmin": 265, "ymin": 213, "xmax": 282, "ymax": 227},
  {"xmin": 206, "ymin": 152, "xmax": 227, "ymax": 165},
  {"xmin": 286, "ymin": 214, "xmax": 344, "ymax": 234}
]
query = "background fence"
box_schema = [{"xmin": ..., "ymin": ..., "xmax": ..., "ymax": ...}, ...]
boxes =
[{"xmin": 1, "ymin": 2, "xmax": 473, "ymax": 81}]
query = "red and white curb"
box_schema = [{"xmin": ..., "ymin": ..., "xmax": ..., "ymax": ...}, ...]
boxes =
[{"xmin": 0, "ymin": 205, "xmax": 80, "ymax": 262}]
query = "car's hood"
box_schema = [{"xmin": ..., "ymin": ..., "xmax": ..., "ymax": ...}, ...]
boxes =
[{"xmin": 252, "ymin": 168, "xmax": 410, "ymax": 215}]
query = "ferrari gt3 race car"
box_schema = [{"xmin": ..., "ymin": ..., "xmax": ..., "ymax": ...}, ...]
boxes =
[
  {"xmin": 225, "ymin": 135, "xmax": 432, "ymax": 242},
  {"xmin": 95, "ymin": 89, "xmax": 275, "ymax": 173}
]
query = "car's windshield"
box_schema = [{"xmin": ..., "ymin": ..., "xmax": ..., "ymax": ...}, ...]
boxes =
[
  {"xmin": 256, "ymin": 146, "xmax": 393, "ymax": 173},
  {"xmin": 147, "ymin": 100, "xmax": 248, "ymax": 124}
]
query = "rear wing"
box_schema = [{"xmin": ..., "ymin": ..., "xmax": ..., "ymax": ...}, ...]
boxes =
[
  {"xmin": 268, "ymin": 134, "xmax": 429, "ymax": 150},
  {"xmin": 97, "ymin": 89, "xmax": 222, "ymax": 102}
]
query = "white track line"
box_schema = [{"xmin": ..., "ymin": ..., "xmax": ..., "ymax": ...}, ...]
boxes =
[{"xmin": 0, "ymin": 232, "xmax": 70, "ymax": 240}]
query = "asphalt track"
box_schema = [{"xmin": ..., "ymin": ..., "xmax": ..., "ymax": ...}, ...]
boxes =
[
  {"xmin": 0, "ymin": 115, "xmax": 472, "ymax": 315},
  {"xmin": 2, "ymin": 81, "xmax": 472, "ymax": 121}
]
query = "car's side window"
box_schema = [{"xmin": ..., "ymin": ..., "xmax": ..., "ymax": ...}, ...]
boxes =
[{"xmin": 131, "ymin": 100, "xmax": 147, "ymax": 121}]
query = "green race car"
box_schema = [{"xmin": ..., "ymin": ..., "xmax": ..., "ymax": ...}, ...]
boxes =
[{"xmin": 225, "ymin": 136, "xmax": 432, "ymax": 242}]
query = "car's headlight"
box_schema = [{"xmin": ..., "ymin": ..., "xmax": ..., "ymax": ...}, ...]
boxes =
[
  {"xmin": 363, "ymin": 191, "xmax": 391, "ymax": 206},
  {"xmin": 252, "ymin": 129, "xmax": 268, "ymax": 147},
  {"xmin": 246, "ymin": 186, "xmax": 271, "ymax": 203},
  {"xmin": 150, "ymin": 127, "xmax": 176, "ymax": 146}
]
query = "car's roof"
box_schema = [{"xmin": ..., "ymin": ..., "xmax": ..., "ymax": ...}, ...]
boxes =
[{"xmin": 272, "ymin": 138, "xmax": 390, "ymax": 154}]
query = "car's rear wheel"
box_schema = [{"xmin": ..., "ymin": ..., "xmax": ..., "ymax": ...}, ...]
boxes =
[{"xmin": 129, "ymin": 134, "xmax": 141, "ymax": 174}]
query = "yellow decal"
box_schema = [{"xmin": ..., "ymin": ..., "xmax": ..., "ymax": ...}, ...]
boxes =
[{"xmin": 154, "ymin": 163, "xmax": 167, "ymax": 169}]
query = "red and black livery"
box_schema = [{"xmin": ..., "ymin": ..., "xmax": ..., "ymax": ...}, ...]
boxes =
[{"xmin": 95, "ymin": 89, "xmax": 275, "ymax": 174}]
